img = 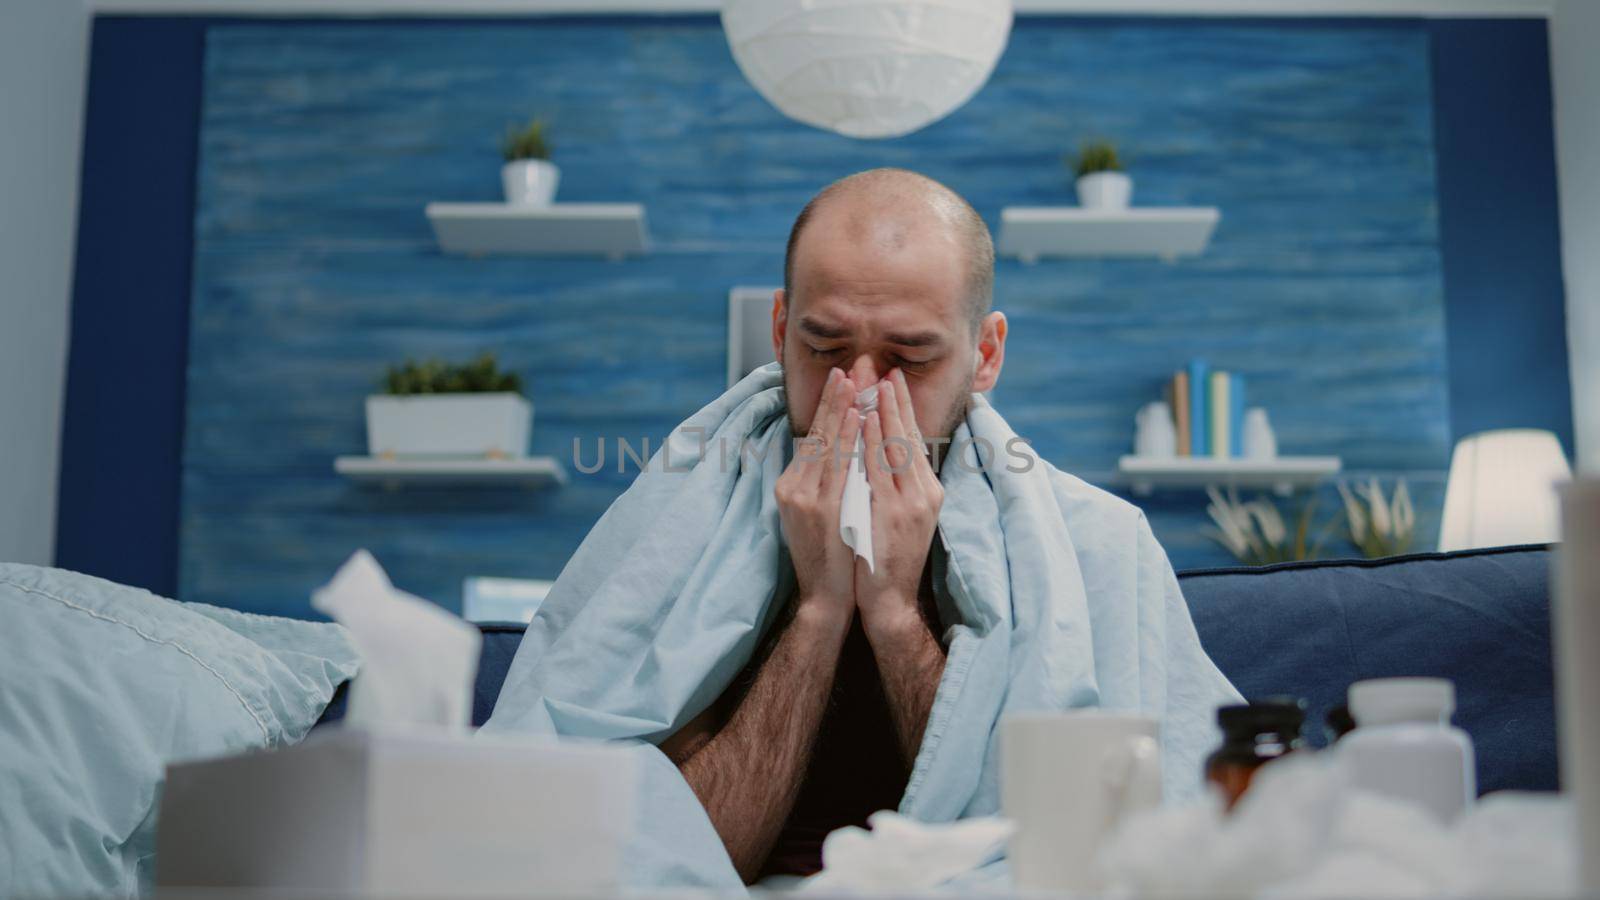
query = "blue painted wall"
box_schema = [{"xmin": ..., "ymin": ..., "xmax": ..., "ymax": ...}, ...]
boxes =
[
  {"xmin": 1430, "ymin": 20, "xmax": 1573, "ymax": 459},
  {"xmin": 62, "ymin": 15, "xmax": 1570, "ymax": 618}
]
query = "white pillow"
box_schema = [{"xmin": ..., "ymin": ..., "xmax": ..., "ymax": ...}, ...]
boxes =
[{"xmin": 0, "ymin": 563, "xmax": 359, "ymax": 897}]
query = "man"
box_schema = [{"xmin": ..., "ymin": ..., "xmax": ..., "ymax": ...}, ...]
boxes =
[
  {"xmin": 484, "ymin": 167, "xmax": 1237, "ymax": 891},
  {"xmin": 659, "ymin": 167, "xmax": 1005, "ymax": 881}
]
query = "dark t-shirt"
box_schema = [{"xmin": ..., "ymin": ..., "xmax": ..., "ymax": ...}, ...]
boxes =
[{"xmin": 757, "ymin": 618, "xmax": 909, "ymax": 878}]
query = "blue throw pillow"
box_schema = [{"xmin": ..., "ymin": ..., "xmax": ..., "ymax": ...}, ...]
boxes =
[{"xmin": 0, "ymin": 563, "xmax": 359, "ymax": 897}]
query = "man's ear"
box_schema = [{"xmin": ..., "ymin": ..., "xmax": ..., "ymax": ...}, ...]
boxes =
[
  {"xmin": 771, "ymin": 288, "xmax": 787, "ymax": 365},
  {"xmin": 972, "ymin": 311, "xmax": 1007, "ymax": 393}
]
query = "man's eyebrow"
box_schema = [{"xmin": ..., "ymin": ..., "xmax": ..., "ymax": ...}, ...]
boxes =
[
  {"xmin": 797, "ymin": 316, "xmax": 945, "ymax": 348},
  {"xmin": 797, "ymin": 316, "xmax": 851, "ymax": 340},
  {"xmin": 883, "ymin": 330, "xmax": 945, "ymax": 348}
]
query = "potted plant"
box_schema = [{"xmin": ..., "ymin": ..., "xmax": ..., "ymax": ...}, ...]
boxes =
[
  {"xmin": 1068, "ymin": 140, "xmax": 1132, "ymax": 210},
  {"xmin": 1338, "ymin": 478, "xmax": 1416, "ymax": 558},
  {"xmin": 500, "ymin": 118, "xmax": 559, "ymax": 206},
  {"xmin": 1201, "ymin": 487, "xmax": 1341, "ymax": 566},
  {"xmin": 366, "ymin": 353, "xmax": 531, "ymax": 458}
]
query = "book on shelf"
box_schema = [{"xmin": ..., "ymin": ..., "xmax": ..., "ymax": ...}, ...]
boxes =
[
  {"xmin": 1229, "ymin": 372, "xmax": 1245, "ymax": 459},
  {"xmin": 1169, "ymin": 370, "xmax": 1191, "ymax": 456},
  {"xmin": 1164, "ymin": 363, "xmax": 1247, "ymax": 459},
  {"xmin": 1187, "ymin": 358, "xmax": 1209, "ymax": 456},
  {"xmin": 1209, "ymin": 370, "xmax": 1230, "ymax": 458}
]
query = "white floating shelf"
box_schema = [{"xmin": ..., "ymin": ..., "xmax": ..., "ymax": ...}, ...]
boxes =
[
  {"xmin": 426, "ymin": 202, "xmax": 648, "ymax": 258},
  {"xmin": 1117, "ymin": 455, "xmax": 1342, "ymax": 497},
  {"xmin": 998, "ymin": 206, "xmax": 1220, "ymax": 263},
  {"xmin": 334, "ymin": 455, "xmax": 568, "ymax": 489}
]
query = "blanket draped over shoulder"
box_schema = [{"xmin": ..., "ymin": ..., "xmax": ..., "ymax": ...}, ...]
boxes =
[{"xmin": 482, "ymin": 362, "xmax": 1240, "ymax": 889}]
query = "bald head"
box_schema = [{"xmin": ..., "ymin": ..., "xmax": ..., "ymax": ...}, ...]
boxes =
[
  {"xmin": 783, "ymin": 168, "xmax": 994, "ymax": 333},
  {"xmin": 773, "ymin": 169, "xmax": 1009, "ymax": 448}
]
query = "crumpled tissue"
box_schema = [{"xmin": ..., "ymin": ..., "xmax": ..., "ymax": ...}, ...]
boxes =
[
  {"xmin": 311, "ymin": 549, "xmax": 482, "ymax": 731},
  {"xmin": 839, "ymin": 384, "xmax": 879, "ymax": 573},
  {"xmin": 1097, "ymin": 753, "xmax": 1577, "ymax": 899},
  {"xmin": 802, "ymin": 810, "xmax": 1015, "ymax": 893}
]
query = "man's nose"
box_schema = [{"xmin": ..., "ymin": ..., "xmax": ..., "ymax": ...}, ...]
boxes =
[{"xmin": 847, "ymin": 355, "xmax": 881, "ymax": 393}]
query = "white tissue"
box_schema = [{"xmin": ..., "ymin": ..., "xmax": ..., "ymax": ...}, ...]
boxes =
[
  {"xmin": 839, "ymin": 384, "xmax": 878, "ymax": 573},
  {"xmin": 1097, "ymin": 753, "xmax": 1579, "ymax": 899},
  {"xmin": 804, "ymin": 810, "xmax": 1015, "ymax": 893},
  {"xmin": 311, "ymin": 550, "xmax": 482, "ymax": 732}
]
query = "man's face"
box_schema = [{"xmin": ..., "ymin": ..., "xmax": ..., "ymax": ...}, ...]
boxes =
[{"xmin": 774, "ymin": 203, "xmax": 993, "ymax": 449}]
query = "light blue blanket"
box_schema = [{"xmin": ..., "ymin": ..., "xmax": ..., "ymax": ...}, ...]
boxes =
[{"xmin": 483, "ymin": 362, "xmax": 1239, "ymax": 889}]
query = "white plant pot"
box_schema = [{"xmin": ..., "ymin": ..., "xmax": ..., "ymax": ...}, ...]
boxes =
[
  {"xmin": 365, "ymin": 393, "xmax": 531, "ymax": 458},
  {"xmin": 501, "ymin": 159, "xmax": 560, "ymax": 206},
  {"xmin": 1076, "ymin": 171, "xmax": 1133, "ymax": 210}
]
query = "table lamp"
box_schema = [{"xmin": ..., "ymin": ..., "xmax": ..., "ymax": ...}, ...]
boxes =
[{"xmin": 1437, "ymin": 429, "xmax": 1571, "ymax": 552}]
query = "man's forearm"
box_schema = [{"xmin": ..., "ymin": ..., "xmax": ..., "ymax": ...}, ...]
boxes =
[
  {"xmin": 674, "ymin": 601, "xmax": 851, "ymax": 882},
  {"xmin": 864, "ymin": 601, "xmax": 947, "ymax": 767}
]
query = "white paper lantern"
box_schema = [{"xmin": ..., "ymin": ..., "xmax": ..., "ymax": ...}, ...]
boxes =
[{"xmin": 722, "ymin": 0, "xmax": 1014, "ymax": 140}]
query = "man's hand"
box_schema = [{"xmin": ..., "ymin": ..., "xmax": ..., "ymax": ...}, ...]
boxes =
[
  {"xmin": 775, "ymin": 367, "xmax": 862, "ymax": 625},
  {"xmin": 856, "ymin": 369, "xmax": 949, "ymax": 767},
  {"xmin": 856, "ymin": 369, "xmax": 944, "ymax": 638}
]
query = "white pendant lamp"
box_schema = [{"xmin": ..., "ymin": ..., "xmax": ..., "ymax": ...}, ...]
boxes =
[
  {"xmin": 1438, "ymin": 428, "xmax": 1572, "ymax": 552},
  {"xmin": 721, "ymin": 0, "xmax": 1014, "ymax": 140}
]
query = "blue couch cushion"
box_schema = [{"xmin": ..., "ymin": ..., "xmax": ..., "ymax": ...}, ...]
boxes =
[
  {"xmin": 1180, "ymin": 544, "xmax": 1555, "ymax": 794},
  {"xmin": 472, "ymin": 623, "xmax": 529, "ymax": 725},
  {"xmin": 319, "ymin": 545, "xmax": 1557, "ymax": 796}
]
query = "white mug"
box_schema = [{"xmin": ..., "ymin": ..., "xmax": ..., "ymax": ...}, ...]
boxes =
[{"xmin": 1001, "ymin": 711, "xmax": 1162, "ymax": 893}]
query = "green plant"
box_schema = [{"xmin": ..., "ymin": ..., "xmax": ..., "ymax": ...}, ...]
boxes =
[
  {"xmin": 383, "ymin": 352, "xmax": 524, "ymax": 396},
  {"xmin": 501, "ymin": 119, "xmax": 550, "ymax": 162},
  {"xmin": 1067, "ymin": 140, "xmax": 1124, "ymax": 179},
  {"xmin": 1202, "ymin": 486, "xmax": 1341, "ymax": 566},
  {"xmin": 1337, "ymin": 477, "xmax": 1415, "ymax": 559}
]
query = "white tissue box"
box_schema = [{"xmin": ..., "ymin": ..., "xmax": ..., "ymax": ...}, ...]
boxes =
[{"xmin": 155, "ymin": 727, "xmax": 635, "ymax": 896}]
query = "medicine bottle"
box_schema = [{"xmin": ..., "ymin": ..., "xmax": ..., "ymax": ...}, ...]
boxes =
[
  {"xmin": 1204, "ymin": 697, "xmax": 1306, "ymax": 810},
  {"xmin": 1338, "ymin": 677, "xmax": 1475, "ymax": 824}
]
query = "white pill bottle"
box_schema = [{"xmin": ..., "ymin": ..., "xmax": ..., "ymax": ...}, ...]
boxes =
[{"xmin": 1338, "ymin": 677, "xmax": 1476, "ymax": 823}]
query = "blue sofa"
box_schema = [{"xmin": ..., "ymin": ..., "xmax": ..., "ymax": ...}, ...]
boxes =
[{"xmin": 319, "ymin": 543, "xmax": 1558, "ymax": 794}]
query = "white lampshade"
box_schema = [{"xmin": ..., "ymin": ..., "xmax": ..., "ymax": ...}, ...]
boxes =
[
  {"xmin": 1438, "ymin": 428, "xmax": 1572, "ymax": 552},
  {"xmin": 721, "ymin": 0, "xmax": 1014, "ymax": 139}
]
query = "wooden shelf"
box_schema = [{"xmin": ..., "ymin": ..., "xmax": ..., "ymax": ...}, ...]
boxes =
[
  {"xmin": 334, "ymin": 455, "xmax": 567, "ymax": 489},
  {"xmin": 1117, "ymin": 455, "xmax": 1341, "ymax": 497},
  {"xmin": 998, "ymin": 206, "xmax": 1219, "ymax": 263},
  {"xmin": 425, "ymin": 202, "xmax": 648, "ymax": 258}
]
